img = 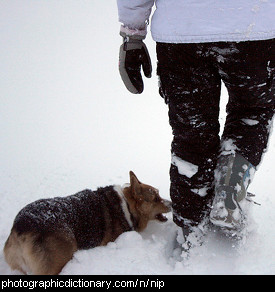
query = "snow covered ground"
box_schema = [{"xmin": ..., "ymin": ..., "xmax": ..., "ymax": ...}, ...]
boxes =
[{"xmin": 0, "ymin": 1, "xmax": 274, "ymax": 275}]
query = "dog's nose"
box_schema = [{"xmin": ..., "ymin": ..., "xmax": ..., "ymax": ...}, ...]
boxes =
[{"xmin": 163, "ymin": 199, "xmax": 172, "ymax": 210}]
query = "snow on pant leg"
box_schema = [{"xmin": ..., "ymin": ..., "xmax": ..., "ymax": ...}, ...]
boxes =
[
  {"xmin": 213, "ymin": 39, "xmax": 275, "ymax": 167},
  {"xmin": 156, "ymin": 43, "xmax": 221, "ymax": 226}
]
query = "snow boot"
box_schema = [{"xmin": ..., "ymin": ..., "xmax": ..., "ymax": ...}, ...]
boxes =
[{"xmin": 210, "ymin": 153, "xmax": 256, "ymax": 230}]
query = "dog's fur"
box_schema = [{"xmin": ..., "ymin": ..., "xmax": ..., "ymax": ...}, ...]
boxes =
[{"xmin": 4, "ymin": 171, "xmax": 171, "ymax": 275}]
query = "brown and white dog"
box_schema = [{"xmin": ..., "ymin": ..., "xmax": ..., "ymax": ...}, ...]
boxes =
[{"xmin": 4, "ymin": 171, "xmax": 171, "ymax": 275}]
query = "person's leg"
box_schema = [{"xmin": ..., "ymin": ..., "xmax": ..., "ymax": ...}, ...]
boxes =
[
  {"xmin": 218, "ymin": 39, "xmax": 274, "ymax": 166},
  {"xmin": 209, "ymin": 39, "xmax": 275, "ymax": 228},
  {"xmin": 156, "ymin": 42, "xmax": 221, "ymax": 228}
]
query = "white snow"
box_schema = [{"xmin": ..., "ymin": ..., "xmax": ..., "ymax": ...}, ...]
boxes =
[
  {"xmin": 220, "ymin": 138, "xmax": 238, "ymax": 155},
  {"xmin": 191, "ymin": 187, "xmax": 209, "ymax": 197},
  {"xmin": 244, "ymin": 167, "xmax": 256, "ymax": 189},
  {"xmin": 0, "ymin": 1, "xmax": 274, "ymax": 275},
  {"xmin": 241, "ymin": 119, "xmax": 259, "ymax": 126},
  {"xmin": 171, "ymin": 154, "xmax": 199, "ymax": 178}
]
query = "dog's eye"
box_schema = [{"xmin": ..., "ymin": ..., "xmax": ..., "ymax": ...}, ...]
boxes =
[{"xmin": 154, "ymin": 196, "xmax": 160, "ymax": 203}]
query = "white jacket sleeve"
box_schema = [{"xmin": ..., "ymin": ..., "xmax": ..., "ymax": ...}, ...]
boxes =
[{"xmin": 117, "ymin": 0, "xmax": 155, "ymax": 37}]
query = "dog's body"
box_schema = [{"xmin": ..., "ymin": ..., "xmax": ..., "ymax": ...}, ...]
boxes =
[{"xmin": 4, "ymin": 172, "xmax": 171, "ymax": 275}]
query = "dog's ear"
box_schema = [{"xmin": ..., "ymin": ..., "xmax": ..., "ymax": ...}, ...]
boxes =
[
  {"xmin": 129, "ymin": 171, "xmax": 142, "ymax": 198},
  {"xmin": 129, "ymin": 171, "xmax": 141, "ymax": 184}
]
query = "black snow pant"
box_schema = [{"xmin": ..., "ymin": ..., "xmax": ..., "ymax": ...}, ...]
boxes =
[{"xmin": 156, "ymin": 38, "xmax": 275, "ymax": 227}]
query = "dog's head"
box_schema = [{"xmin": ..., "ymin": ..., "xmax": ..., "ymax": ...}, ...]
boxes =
[{"xmin": 123, "ymin": 171, "xmax": 171, "ymax": 231}]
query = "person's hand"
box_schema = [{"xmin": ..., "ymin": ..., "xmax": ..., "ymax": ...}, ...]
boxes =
[{"xmin": 119, "ymin": 35, "xmax": 152, "ymax": 94}]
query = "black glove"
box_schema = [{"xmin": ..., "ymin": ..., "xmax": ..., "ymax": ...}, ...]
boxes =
[{"xmin": 119, "ymin": 33, "xmax": 152, "ymax": 94}]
